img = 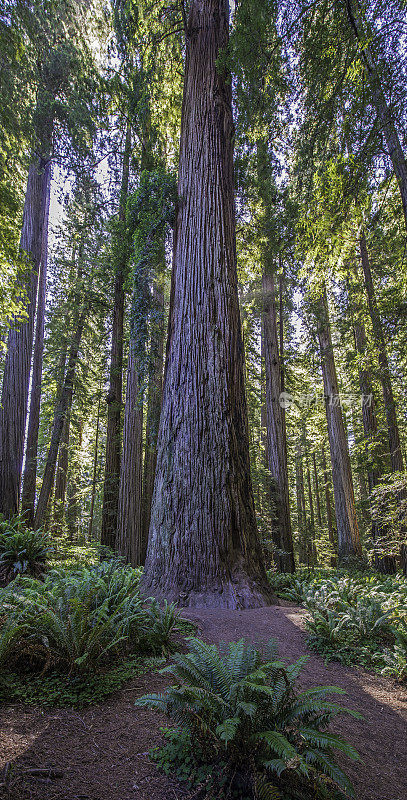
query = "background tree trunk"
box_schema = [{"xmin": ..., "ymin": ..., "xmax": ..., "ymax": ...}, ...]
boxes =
[
  {"xmin": 312, "ymin": 451, "xmax": 322, "ymax": 527},
  {"xmin": 141, "ymin": 283, "xmax": 164, "ymax": 560},
  {"xmin": 52, "ymin": 411, "xmax": 71, "ymax": 532},
  {"xmin": 88, "ymin": 385, "xmax": 102, "ymax": 540},
  {"xmin": 359, "ymin": 232, "xmax": 404, "ymax": 473},
  {"xmin": 306, "ymin": 457, "xmax": 317, "ymax": 564},
  {"xmin": 316, "ymin": 290, "xmax": 362, "ymax": 562},
  {"xmin": 262, "ymin": 268, "xmax": 295, "ymax": 572},
  {"xmin": 141, "ymin": 0, "xmax": 272, "ymax": 608},
  {"xmin": 321, "ymin": 443, "xmax": 337, "ymax": 549},
  {"xmin": 0, "ymin": 157, "xmax": 51, "ymax": 517},
  {"xmin": 20, "ymin": 176, "xmax": 51, "ymax": 525},
  {"xmin": 100, "ymin": 123, "xmax": 131, "ymax": 549},
  {"xmin": 116, "ymin": 343, "xmax": 143, "ymax": 565},
  {"xmin": 346, "ymin": 1, "xmax": 407, "ymax": 229},
  {"xmin": 34, "ymin": 306, "xmax": 87, "ymax": 529}
]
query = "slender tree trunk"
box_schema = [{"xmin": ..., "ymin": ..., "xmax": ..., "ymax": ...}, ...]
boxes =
[
  {"xmin": 315, "ymin": 290, "xmax": 362, "ymax": 562},
  {"xmin": 100, "ymin": 123, "xmax": 131, "ymax": 550},
  {"xmin": 116, "ymin": 342, "xmax": 143, "ymax": 565},
  {"xmin": 141, "ymin": 0, "xmax": 272, "ymax": 607},
  {"xmin": 52, "ymin": 410, "xmax": 71, "ymax": 534},
  {"xmin": 54, "ymin": 411, "xmax": 71, "ymax": 508},
  {"xmin": 0, "ymin": 157, "xmax": 52, "ymax": 517},
  {"xmin": 321, "ymin": 443, "xmax": 337, "ymax": 549},
  {"xmin": 141, "ymin": 283, "xmax": 164, "ymax": 559},
  {"xmin": 296, "ymin": 450, "xmax": 308, "ymax": 564},
  {"xmin": 312, "ymin": 451, "xmax": 322, "ymax": 527},
  {"xmin": 359, "ymin": 232, "xmax": 404, "ymax": 473},
  {"xmin": 262, "ymin": 268, "xmax": 295, "ymax": 572},
  {"xmin": 20, "ymin": 175, "xmax": 51, "ymax": 524},
  {"xmin": 306, "ymin": 457, "xmax": 317, "ymax": 563},
  {"xmin": 353, "ymin": 313, "xmax": 381, "ymax": 493},
  {"xmin": 34, "ymin": 306, "xmax": 87, "ymax": 529},
  {"xmin": 359, "ymin": 234, "xmax": 406, "ymax": 570},
  {"xmin": 295, "ymin": 457, "xmax": 304, "ymax": 562},
  {"xmin": 346, "ymin": 1, "xmax": 407, "ymax": 229},
  {"xmin": 66, "ymin": 420, "xmax": 83, "ymax": 542},
  {"xmin": 260, "ymin": 320, "xmax": 271, "ymax": 526},
  {"xmin": 88, "ymin": 386, "xmax": 102, "ymax": 541}
]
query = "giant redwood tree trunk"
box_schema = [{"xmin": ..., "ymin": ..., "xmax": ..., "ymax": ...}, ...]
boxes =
[
  {"xmin": 116, "ymin": 342, "xmax": 143, "ymax": 565},
  {"xmin": 141, "ymin": 0, "xmax": 272, "ymax": 607},
  {"xmin": 0, "ymin": 157, "xmax": 51, "ymax": 517},
  {"xmin": 316, "ymin": 290, "xmax": 362, "ymax": 562},
  {"xmin": 20, "ymin": 175, "xmax": 51, "ymax": 525},
  {"xmin": 100, "ymin": 123, "xmax": 131, "ymax": 549},
  {"xmin": 262, "ymin": 268, "xmax": 295, "ymax": 572}
]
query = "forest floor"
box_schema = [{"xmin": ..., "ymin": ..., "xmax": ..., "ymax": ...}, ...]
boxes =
[{"xmin": 0, "ymin": 603, "xmax": 406, "ymax": 800}]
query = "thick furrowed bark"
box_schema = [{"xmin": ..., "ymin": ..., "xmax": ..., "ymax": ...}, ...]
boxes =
[
  {"xmin": 141, "ymin": 0, "xmax": 273, "ymax": 608},
  {"xmin": 316, "ymin": 290, "xmax": 362, "ymax": 562},
  {"xmin": 0, "ymin": 158, "xmax": 51, "ymax": 517}
]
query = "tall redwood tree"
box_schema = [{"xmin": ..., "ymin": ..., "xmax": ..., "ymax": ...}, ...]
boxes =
[{"xmin": 141, "ymin": 0, "xmax": 272, "ymax": 608}]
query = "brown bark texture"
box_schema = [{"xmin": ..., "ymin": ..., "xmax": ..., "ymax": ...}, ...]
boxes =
[
  {"xmin": 116, "ymin": 343, "xmax": 143, "ymax": 565},
  {"xmin": 20, "ymin": 172, "xmax": 51, "ymax": 525},
  {"xmin": 0, "ymin": 158, "xmax": 51, "ymax": 517},
  {"xmin": 316, "ymin": 290, "xmax": 362, "ymax": 561},
  {"xmin": 141, "ymin": 0, "xmax": 272, "ymax": 608},
  {"xmin": 100, "ymin": 123, "xmax": 131, "ymax": 549},
  {"xmin": 321, "ymin": 443, "xmax": 337, "ymax": 548},
  {"xmin": 141, "ymin": 283, "xmax": 165, "ymax": 558},
  {"xmin": 88, "ymin": 388, "xmax": 102, "ymax": 540},
  {"xmin": 312, "ymin": 451, "xmax": 323, "ymax": 527},
  {"xmin": 262, "ymin": 269, "xmax": 295, "ymax": 572}
]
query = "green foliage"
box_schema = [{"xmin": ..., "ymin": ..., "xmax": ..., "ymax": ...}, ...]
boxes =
[
  {"xmin": 369, "ymin": 472, "xmax": 407, "ymax": 558},
  {"xmin": 0, "ymin": 562, "xmax": 180, "ymax": 675},
  {"xmin": 378, "ymin": 618, "xmax": 407, "ymax": 683},
  {"xmin": 0, "ymin": 654, "xmax": 164, "ymax": 708},
  {"xmin": 136, "ymin": 637, "xmax": 360, "ymax": 799},
  {"xmin": 267, "ymin": 569, "xmax": 407, "ymax": 680},
  {"xmin": 0, "ymin": 516, "xmax": 49, "ymax": 585}
]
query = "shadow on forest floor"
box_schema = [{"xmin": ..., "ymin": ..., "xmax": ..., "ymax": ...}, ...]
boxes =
[{"xmin": 0, "ymin": 605, "xmax": 406, "ymax": 800}]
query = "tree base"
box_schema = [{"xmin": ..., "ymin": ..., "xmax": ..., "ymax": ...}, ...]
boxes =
[{"xmin": 140, "ymin": 573, "xmax": 277, "ymax": 609}]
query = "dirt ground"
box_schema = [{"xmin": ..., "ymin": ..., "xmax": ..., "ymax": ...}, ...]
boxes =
[{"xmin": 0, "ymin": 604, "xmax": 406, "ymax": 800}]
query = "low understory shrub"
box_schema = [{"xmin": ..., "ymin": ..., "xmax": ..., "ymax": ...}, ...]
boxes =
[
  {"xmin": 136, "ymin": 637, "xmax": 361, "ymax": 800},
  {"xmin": 267, "ymin": 569, "xmax": 407, "ymax": 681},
  {"xmin": 0, "ymin": 654, "xmax": 165, "ymax": 708},
  {"xmin": 0, "ymin": 561, "xmax": 179, "ymax": 677},
  {"xmin": 0, "ymin": 516, "xmax": 49, "ymax": 585}
]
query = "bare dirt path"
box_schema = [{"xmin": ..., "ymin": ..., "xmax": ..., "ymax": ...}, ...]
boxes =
[{"xmin": 0, "ymin": 604, "xmax": 406, "ymax": 800}]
